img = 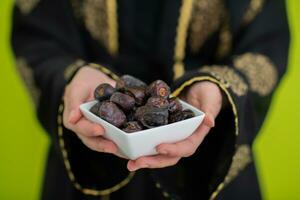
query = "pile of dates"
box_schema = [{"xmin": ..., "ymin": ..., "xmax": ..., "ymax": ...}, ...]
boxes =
[{"xmin": 90, "ymin": 75, "xmax": 195, "ymax": 133}]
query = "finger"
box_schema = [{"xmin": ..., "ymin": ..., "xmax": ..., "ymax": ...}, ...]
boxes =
[
  {"xmin": 157, "ymin": 124, "xmax": 210, "ymax": 157},
  {"xmin": 127, "ymin": 155, "xmax": 180, "ymax": 171},
  {"xmin": 71, "ymin": 118, "xmax": 105, "ymax": 137},
  {"xmin": 77, "ymin": 134, "xmax": 118, "ymax": 154}
]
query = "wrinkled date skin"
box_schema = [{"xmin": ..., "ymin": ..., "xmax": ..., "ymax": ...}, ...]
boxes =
[
  {"xmin": 169, "ymin": 109, "xmax": 195, "ymax": 123},
  {"xmin": 90, "ymin": 102, "xmax": 101, "ymax": 115},
  {"xmin": 134, "ymin": 106, "xmax": 147, "ymax": 121},
  {"xmin": 147, "ymin": 80, "xmax": 170, "ymax": 99},
  {"xmin": 94, "ymin": 83, "xmax": 116, "ymax": 101},
  {"xmin": 116, "ymin": 75, "xmax": 147, "ymax": 90},
  {"xmin": 110, "ymin": 92, "xmax": 136, "ymax": 111},
  {"xmin": 137, "ymin": 106, "xmax": 169, "ymax": 128},
  {"xmin": 182, "ymin": 109, "xmax": 195, "ymax": 119},
  {"xmin": 146, "ymin": 97, "xmax": 169, "ymax": 109},
  {"xmin": 125, "ymin": 87, "xmax": 146, "ymax": 106},
  {"xmin": 168, "ymin": 97, "xmax": 182, "ymax": 113},
  {"xmin": 122, "ymin": 121, "xmax": 143, "ymax": 133},
  {"xmin": 98, "ymin": 101, "xmax": 127, "ymax": 127}
]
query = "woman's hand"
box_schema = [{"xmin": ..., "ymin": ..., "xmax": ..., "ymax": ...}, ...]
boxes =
[
  {"xmin": 127, "ymin": 81, "xmax": 223, "ymax": 171},
  {"xmin": 63, "ymin": 67, "xmax": 122, "ymax": 157}
]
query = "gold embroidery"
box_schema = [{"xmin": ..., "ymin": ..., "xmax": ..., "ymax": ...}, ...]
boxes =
[
  {"xmin": 57, "ymin": 103, "xmax": 135, "ymax": 196},
  {"xmin": 64, "ymin": 59, "xmax": 86, "ymax": 81},
  {"xmin": 242, "ymin": 0, "xmax": 265, "ymax": 25},
  {"xmin": 233, "ymin": 53, "xmax": 278, "ymax": 96},
  {"xmin": 83, "ymin": 0, "xmax": 108, "ymax": 50},
  {"xmin": 88, "ymin": 63, "xmax": 119, "ymax": 81},
  {"xmin": 83, "ymin": 0, "xmax": 118, "ymax": 55},
  {"xmin": 173, "ymin": 0, "xmax": 194, "ymax": 79},
  {"xmin": 199, "ymin": 65, "xmax": 248, "ymax": 96},
  {"xmin": 16, "ymin": 57, "xmax": 41, "ymax": 106},
  {"xmin": 216, "ymin": 10, "xmax": 232, "ymax": 59},
  {"xmin": 16, "ymin": 0, "xmax": 39, "ymax": 14},
  {"xmin": 189, "ymin": 0, "xmax": 223, "ymax": 53},
  {"xmin": 210, "ymin": 145, "xmax": 252, "ymax": 200},
  {"xmin": 107, "ymin": 0, "xmax": 118, "ymax": 55}
]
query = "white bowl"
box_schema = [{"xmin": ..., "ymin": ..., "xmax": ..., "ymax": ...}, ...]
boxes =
[{"xmin": 80, "ymin": 100, "xmax": 205, "ymax": 160}]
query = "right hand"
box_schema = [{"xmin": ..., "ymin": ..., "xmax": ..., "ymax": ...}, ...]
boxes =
[{"xmin": 63, "ymin": 66, "xmax": 122, "ymax": 157}]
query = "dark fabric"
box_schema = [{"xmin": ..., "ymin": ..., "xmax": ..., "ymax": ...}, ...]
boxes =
[
  {"xmin": 11, "ymin": 0, "xmax": 289, "ymax": 199},
  {"xmin": 217, "ymin": 163, "xmax": 262, "ymax": 200}
]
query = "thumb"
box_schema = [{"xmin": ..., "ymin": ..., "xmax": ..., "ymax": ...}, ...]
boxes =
[
  {"xmin": 190, "ymin": 82, "xmax": 222, "ymax": 128},
  {"xmin": 67, "ymin": 85, "xmax": 92, "ymax": 124},
  {"xmin": 203, "ymin": 112, "xmax": 215, "ymax": 128},
  {"xmin": 68, "ymin": 109, "xmax": 82, "ymax": 124}
]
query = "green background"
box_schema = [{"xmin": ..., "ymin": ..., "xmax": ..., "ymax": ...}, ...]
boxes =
[{"xmin": 0, "ymin": 0, "xmax": 299, "ymax": 199}]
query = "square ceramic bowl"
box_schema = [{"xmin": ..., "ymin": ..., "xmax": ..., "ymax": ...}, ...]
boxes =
[{"xmin": 80, "ymin": 100, "xmax": 205, "ymax": 160}]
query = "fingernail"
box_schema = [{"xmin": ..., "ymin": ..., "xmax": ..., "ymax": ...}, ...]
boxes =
[
  {"xmin": 68, "ymin": 110, "xmax": 75, "ymax": 123},
  {"xmin": 205, "ymin": 113, "xmax": 215, "ymax": 128}
]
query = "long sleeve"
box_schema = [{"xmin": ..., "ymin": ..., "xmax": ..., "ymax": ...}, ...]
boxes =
[
  {"xmin": 11, "ymin": 0, "xmax": 133, "ymax": 196},
  {"xmin": 170, "ymin": 0, "xmax": 290, "ymax": 198}
]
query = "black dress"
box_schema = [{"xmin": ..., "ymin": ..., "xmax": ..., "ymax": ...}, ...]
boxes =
[{"xmin": 11, "ymin": 0, "xmax": 290, "ymax": 199}]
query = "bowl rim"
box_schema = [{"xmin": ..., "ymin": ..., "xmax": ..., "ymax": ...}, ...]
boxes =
[{"xmin": 80, "ymin": 99, "xmax": 205, "ymax": 137}]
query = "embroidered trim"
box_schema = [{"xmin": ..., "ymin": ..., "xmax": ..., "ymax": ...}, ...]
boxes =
[
  {"xmin": 88, "ymin": 63, "xmax": 119, "ymax": 81},
  {"xmin": 189, "ymin": 0, "xmax": 223, "ymax": 53},
  {"xmin": 16, "ymin": 57, "xmax": 41, "ymax": 106},
  {"xmin": 233, "ymin": 53, "xmax": 278, "ymax": 96},
  {"xmin": 64, "ymin": 59, "xmax": 86, "ymax": 82},
  {"xmin": 209, "ymin": 145, "xmax": 252, "ymax": 200},
  {"xmin": 107, "ymin": 0, "xmax": 118, "ymax": 55},
  {"xmin": 199, "ymin": 66, "xmax": 248, "ymax": 96},
  {"xmin": 83, "ymin": 0, "xmax": 107, "ymax": 49},
  {"xmin": 216, "ymin": 9, "xmax": 232, "ymax": 59},
  {"xmin": 83, "ymin": 0, "xmax": 118, "ymax": 55},
  {"xmin": 242, "ymin": 0, "xmax": 265, "ymax": 25},
  {"xmin": 16, "ymin": 0, "xmax": 39, "ymax": 14},
  {"xmin": 154, "ymin": 181, "xmax": 178, "ymax": 200},
  {"xmin": 57, "ymin": 103, "xmax": 135, "ymax": 196},
  {"xmin": 173, "ymin": 0, "xmax": 194, "ymax": 79}
]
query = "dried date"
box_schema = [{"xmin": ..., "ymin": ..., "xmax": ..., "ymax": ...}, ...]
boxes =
[
  {"xmin": 168, "ymin": 97, "xmax": 182, "ymax": 113},
  {"xmin": 125, "ymin": 87, "xmax": 146, "ymax": 106},
  {"xmin": 110, "ymin": 92, "xmax": 135, "ymax": 111},
  {"xmin": 94, "ymin": 83, "xmax": 115, "ymax": 101},
  {"xmin": 147, "ymin": 80, "xmax": 170, "ymax": 99},
  {"xmin": 122, "ymin": 121, "xmax": 143, "ymax": 133},
  {"xmin": 98, "ymin": 102, "xmax": 126, "ymax": 127},
  {"xmin": 136, "ymin": 106, "xmax": 169, "ymax": 128},
  {"xmin": 116, "ymin": 75, "xmax": 146, "ymax": 90},
  {"xmin": 146, "ymin": 97, "xmax": 169, "ymax": 109}
]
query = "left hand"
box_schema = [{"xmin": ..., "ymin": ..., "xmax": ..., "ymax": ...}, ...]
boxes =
[{"xmin": 127, "ymin": 81, "xmax": 223, "ymax": 171}]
